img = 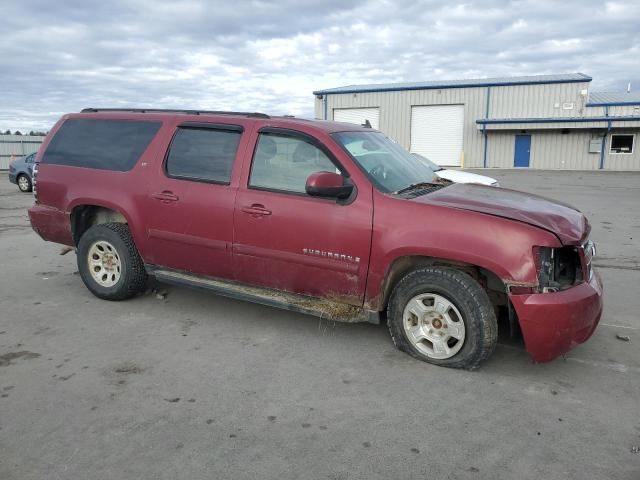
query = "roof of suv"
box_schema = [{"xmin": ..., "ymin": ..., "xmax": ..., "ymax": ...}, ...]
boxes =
[{"xmin": 75, "ymin": 108, "xmax": 371, "ymax": 134}]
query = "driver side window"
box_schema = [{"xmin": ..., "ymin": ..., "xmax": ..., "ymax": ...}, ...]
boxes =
[{"xmin": 249, "ymin": 133, "xmax": 340, "ymax": 194}]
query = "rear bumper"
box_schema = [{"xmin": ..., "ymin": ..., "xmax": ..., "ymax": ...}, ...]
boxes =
[
  {"xmin": 28, "ymin": 204, "xmax": 74, "ymax": 246},
  {"xmin": 510, "ymin": 271, "xmax": 603, "ymax": 362}
]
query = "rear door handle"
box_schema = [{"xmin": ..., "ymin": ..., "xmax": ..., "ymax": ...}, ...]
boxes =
[
  {"xmin": 241, "ymin": 204, "xmax": 272, "ymax": 217},
  {"xmin": 151, "ymin": 191, "xmax": 179, "ymax": 203}
]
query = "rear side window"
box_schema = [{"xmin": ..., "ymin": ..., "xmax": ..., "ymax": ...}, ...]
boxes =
[
  {"xmin": 165, "ymin": 127, "xmax": 241, "ymax": 184},
  {"xmin": 42, "ymin": 118, "xmax": 161, "ymax": 171}
]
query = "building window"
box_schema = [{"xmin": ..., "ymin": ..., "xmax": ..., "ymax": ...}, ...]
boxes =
[{"xmin": 610, "ymin": 134, "xmax": 634, "ymax": 154}]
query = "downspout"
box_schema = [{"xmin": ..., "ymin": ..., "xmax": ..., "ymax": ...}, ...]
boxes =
[
  {"xmin": 599, "ymin": 105, "xmax": 609, "ymax": 170},
  {"xmin": 324, "ymin": 95, "xmax": 328, "ymax": 121},
  {"xmin": 482, "ymin": 86, "xmax": 491, "ymax": 168}
]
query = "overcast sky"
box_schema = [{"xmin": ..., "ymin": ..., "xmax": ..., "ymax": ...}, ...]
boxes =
[{"xmin": 1, "ymin": 0, "xmax": 639, "ymax": 131}]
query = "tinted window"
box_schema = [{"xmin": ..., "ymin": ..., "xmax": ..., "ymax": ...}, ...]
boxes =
[
  {"xmin": 166, "ymin": 127, "xmax": 241, "ymax": 183},
  {"xmin": 42, "ymin": 118, "xmax": 161, "ymax": 171},
  {"xmin": 249, "ymin": 133, "xmax": 339, "ymax": 193}
]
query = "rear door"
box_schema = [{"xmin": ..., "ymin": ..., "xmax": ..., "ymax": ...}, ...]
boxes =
[
  {"xmin": 232, "ymin": 128, "xmax": 373, "ymax": 305},
  {"xmin": 142, "ymin": 121, "xmax": 246, "ymax": 278}
]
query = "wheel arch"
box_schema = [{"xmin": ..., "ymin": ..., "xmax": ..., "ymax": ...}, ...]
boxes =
[
  {"xmin": 370, "ymin": 254, "xmax": 510, "ymax": 314},
  {"xmin": 70, "ymin": 203, "xmax": 131, "ymax": 246}
]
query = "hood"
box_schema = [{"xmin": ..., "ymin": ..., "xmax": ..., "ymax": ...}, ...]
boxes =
[
  {"xmin": 417, "ymin": 183, "xmax": 589, "ymax": 244},
  {"xmin": 435, "ymin": 169, "xmax": 497, "ymax": 186}
]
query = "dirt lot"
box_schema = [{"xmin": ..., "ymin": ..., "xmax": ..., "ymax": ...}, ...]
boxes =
[{"xmin": 1, "ymin": 170, "xmax": 639, "ymax": 480}]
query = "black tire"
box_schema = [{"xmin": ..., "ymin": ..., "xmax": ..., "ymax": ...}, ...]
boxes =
[
  {"xmin": 17, "ymin": 174, "xmax": 32, "ymax": 192},
  {"xmin": 77, "ymin": 223, "xmax": 147, "ymax": 301},
  {"xmin": 387, "ymin": 267, "xmax": 497, "ymax": 369}
]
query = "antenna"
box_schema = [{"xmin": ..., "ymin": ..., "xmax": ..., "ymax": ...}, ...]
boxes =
[{"xmin": 628, "ymin": 83, "xmax": 632, "ymax": 93}]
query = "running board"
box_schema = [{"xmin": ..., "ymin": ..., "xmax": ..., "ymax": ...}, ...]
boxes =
[{"xmin": 148, "ymin": 267, "xmax": 376, "ymax": 324}]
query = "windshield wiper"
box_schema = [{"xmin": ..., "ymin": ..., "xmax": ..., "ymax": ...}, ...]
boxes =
[{"xmin": 394, "ymin": 182, "xmax": 436, "ymax": 195}]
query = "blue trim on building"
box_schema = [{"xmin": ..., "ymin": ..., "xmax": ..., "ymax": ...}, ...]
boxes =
[
  {"xmin": 586, "ymin": 101, "xmax": 640, "ymax": 107},
  {"xmin": 600, "ymin": 106, "xmax": 612, "ymax": 170},
  {"xmin": 477, "ymin": 116, "xmax": 640, "ymax": 125},
  {"xmin": 313, "ymin": 74, "xmax": 592, "ymax": 96},
  {"xmin": 599, "ymin": 135, "xmax": 607, "ymax": 170}
]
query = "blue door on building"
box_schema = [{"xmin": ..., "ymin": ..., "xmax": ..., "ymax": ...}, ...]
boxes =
[{"xmin": 514, "ymin": 135, "xmax": 531, "ymax": 167}]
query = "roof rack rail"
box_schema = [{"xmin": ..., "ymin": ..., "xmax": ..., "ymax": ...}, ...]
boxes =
[{"xmin": 80, "ymin": 108, "xmax": 270, "ymax": 119}]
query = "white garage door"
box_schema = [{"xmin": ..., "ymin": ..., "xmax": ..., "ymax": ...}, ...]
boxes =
[
  {"xmin": 410, "ymin": 105, "xmax": 464, "ymax": 166},
  {"xmin": 333, "ymin": 108, "xmax": 380, "ymax": 129}
]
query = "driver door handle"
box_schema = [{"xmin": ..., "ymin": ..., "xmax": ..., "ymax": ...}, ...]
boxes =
[
  {"xmin": 151, "ymin": 191, "xmax": 179, "ymax": 203},
  {"xmin": 241, "ymin": 204, "xmax": 272, "ymax": 217}
]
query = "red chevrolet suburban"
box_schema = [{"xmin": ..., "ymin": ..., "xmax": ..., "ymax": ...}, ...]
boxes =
[{"xmin": 28, "ymin": 109, "xmax": 603, "ymax": 369}]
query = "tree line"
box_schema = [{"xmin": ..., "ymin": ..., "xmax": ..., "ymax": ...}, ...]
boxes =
[{"xmin": 1, "ymin": 130, "xmax": 48, "ymax": 136}]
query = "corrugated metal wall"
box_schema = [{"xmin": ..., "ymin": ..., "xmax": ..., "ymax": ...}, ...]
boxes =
[
  {"xmin": 486, "ymin": 133, "xmax": 515, "ymax": 168},
  {"xmin": 0, "ymin": 135, "xmax": 44, "ymax": 169},
  {"xmin": 603, "ymin": 129, "xmax": 640, "ymax": 170},
  {"xmin": 530, "ymin": 131, "xmax": 600, "ymax": 170},
  {"xmin": 585, "ymin": 104, "xmax": 640, "ymax": 117},
  {"xmin": 486, "ymin": 127, "xmax": 640, "ymax": 170},
  {"xmin": 313, "ymin": 80, "xmax": 640, "ymax": 169},
  {"xmin": 489, "ymin": 82, "xmax": 588, "ymax": 118},
  {"xmin": 321, "ymin": 86, "xmax": 488, "ymax": 167}
]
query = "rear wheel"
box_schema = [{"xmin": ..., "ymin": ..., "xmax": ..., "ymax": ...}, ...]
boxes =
[
  {"xmin": 17, "ymin": 174, "xmax": 32, "ymax": 192},
  {"xmin": 77, "ymin": 223, "xmax": 147, "ymax": 300},
  {"xmin": 387, "ymin": 267, "xmax": 497, "ymax": 369}
]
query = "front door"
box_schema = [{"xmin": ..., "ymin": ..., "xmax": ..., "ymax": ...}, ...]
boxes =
[
  {"xmin": 143, "ymin": 123, "xmax": 244, "ymax": 278},
  {"xmin": 514, "ymin": 134, "xmax": 531, "ymax": 167},
  {"xmin": 233, "ymin": 129, "xmax": 373, "ymax": 305}
]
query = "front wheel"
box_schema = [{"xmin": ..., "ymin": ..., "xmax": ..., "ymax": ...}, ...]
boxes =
[
  {"xmin": 77, "ymin": 223, "xmax": 147, "ymax": 300},
  {"xmin": 17, "ymin": 174, "xmax": 32, "ymax": 192},
  {"xmin": 387, "ymin": 267, "xmax": 497, "ymax": 369}
]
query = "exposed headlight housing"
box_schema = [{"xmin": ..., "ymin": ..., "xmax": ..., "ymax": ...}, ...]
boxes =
[{"xmin": 534, "ymin": 245, "xmax": 585, "ymax": 293}]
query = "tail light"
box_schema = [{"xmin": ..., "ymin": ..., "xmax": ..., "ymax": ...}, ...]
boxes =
[{"xmin": 32, "ymin": 163, "xmax": 39, "ymax": 201}]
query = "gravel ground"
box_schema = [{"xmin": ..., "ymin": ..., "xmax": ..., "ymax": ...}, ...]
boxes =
[{"xmin": 1, "ymin": 170, "xmax": 639, "ymax": 480}]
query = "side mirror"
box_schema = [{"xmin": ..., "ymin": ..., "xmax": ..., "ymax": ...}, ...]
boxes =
[{"xmin": 305, "ymin": 171, "xmax": 353, "ymax": 199}]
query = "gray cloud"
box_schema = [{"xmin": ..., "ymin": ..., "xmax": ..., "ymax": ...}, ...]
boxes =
[{"xmin": 1, "ymin": 0, "xmax": 638, "ymax": 131}]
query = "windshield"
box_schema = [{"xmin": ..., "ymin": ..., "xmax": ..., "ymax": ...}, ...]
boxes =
[
  {"xmin": 332, "ymin": 131, "xmax": 437, "ymax": 193},
  {"xmin": 411, "ymin": 152, "xmax": 443, "ymax": 171}
]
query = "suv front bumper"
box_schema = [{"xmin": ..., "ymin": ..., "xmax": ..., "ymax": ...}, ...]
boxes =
[
  {"xmin": 510, "ymin": 270, "xmax": 603, "ymax": 362},
  {"xmin": 8, "ymin": 172, "xmax": 17, "ymax": 184}
]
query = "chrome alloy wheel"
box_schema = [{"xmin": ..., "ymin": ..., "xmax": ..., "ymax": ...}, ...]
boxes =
[
  {"xmin": 87, "ymin": 240, "xmax": 122, "ymax": 287},
  {"xmin": 18, "ymin": 176, "xmax": 30, "ymax": 191},
  {"xmin": 402, "ymin": 293, "xmax": 465, "ymax": 359}
]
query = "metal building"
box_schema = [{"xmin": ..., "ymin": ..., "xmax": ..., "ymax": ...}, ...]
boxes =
[
  {"xmin": 313, "ymin": 73, "xmax": 640, "ymax": 170},
  {"xmin": 0, "ymin": 134, "xmax": 44, "ymax": 170}
]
